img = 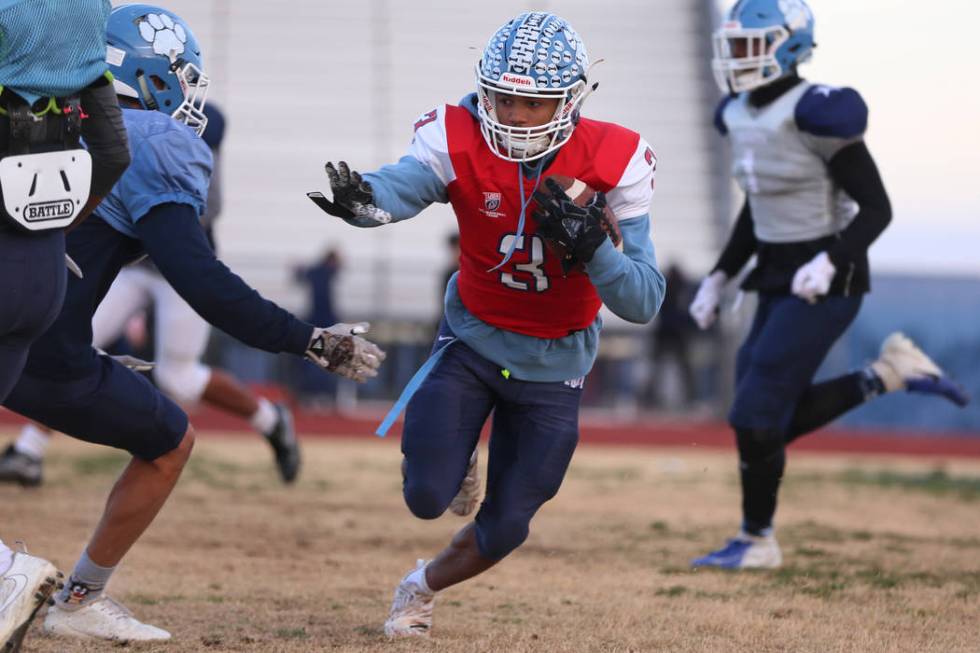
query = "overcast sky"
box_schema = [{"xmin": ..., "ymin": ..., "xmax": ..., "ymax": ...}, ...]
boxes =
[{"xmin": 718, "ymin": 0, "xmax": 980, "ymax": 275}]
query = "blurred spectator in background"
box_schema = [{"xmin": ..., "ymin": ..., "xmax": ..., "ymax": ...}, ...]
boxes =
[
  {"xmin": 293, "ymin": 248, "xmax": 343, "ymax": 405},
  {"xmin": 440, "ymin": 232, "xmax": 461, "ymax": 302},
  {"xmin": 649, "ymin": 264, "xmax": 697, "ymax": 409},
  {"xmin": 431, "ymin": 232, "xmax": 461, "ymax": 337}
]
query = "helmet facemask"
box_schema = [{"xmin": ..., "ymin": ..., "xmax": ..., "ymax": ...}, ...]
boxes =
[
  {"xmin": 476, "ymin": 65, "xmax": 589, "ymax": 163},
  {"xmin": 171, "ymin": 60, "xmax": 209, "ymax": 137},
  {"xmin": 712, "ymin": 24, "xmax": 791, "ymax": 93}
]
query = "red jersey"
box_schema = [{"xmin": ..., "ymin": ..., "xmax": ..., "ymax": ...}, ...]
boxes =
[{"xmin": 408, "ymin": 104, "xmax": 651, "ymax": 339}]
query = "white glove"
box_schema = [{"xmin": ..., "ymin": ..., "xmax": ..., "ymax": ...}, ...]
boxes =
[
  {"xmin": 791, "ymin": 251, "xmax": 836, "ymax": 304},
  {"xmin": 305, "ymin": 322, "xmax": 386, "ymax": 382},
  {"xmin": 689, "ymin": 271, "xmax": 727, "ymax": 330}
]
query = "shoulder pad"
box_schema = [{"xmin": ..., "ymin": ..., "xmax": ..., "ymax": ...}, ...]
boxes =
[
  {"xmin": 795, "ymin": 85, "xmax": 868, "ymax": 139},
  {"xmin": 714, "ymin": 94, "xmax": 736, "ymax": 136}
]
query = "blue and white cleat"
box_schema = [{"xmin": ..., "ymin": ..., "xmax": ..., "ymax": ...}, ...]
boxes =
[
  {"xmin": 691, "ymin": 531, "xmax": 782, "ymax": 570},
  {"xmin": 871, "ymin": 333, "xmax": 970, "ymax": 407}
]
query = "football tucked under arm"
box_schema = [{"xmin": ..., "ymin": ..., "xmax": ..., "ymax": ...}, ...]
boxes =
[{"xmin": 532, "ymin": 176, "xmax": 622, "ymax": 274}]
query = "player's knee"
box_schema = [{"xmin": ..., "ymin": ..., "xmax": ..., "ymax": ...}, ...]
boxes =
[
  {"xmin": 150, "ymin": 425, "xmax": 195, "ymax": 480},
  {"xmin": 476, "ymin": 517, "xmax": 530, "ymax": 560},
  {"xmin": 152, "ymin": 361, "xmax": 209, "ymax": 405},
  {"xmin": 403, "ymin": 480, "xmax": 451, "ymax": 520}
]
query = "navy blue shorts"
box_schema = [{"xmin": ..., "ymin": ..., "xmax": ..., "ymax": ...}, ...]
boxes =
[
  {"xmin": 0, "ymin": 227, "xmax": 66, "ymax": 402},
  {"xmin": 6, "ymin": 355, "xmax": 188, "ymax": 461},
  {"xmin": 729, "ymin": 293, "xmax": 862, "ymax": 433},
  {"xmin": 3, "ymin": 218, "xmax": 187, "ymax": 460},
  {"xmin": 401, "ymin": 320, "xmax": 582, "ymax": 560}
]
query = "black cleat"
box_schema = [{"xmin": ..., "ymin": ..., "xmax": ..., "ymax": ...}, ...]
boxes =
[
  {"xmin": 0, "ymin": 446, "xmax": 42, "ymax": 488},
  {"xmin": 264, "ymin": 404, "xmax": 301, "ymax": 484}
]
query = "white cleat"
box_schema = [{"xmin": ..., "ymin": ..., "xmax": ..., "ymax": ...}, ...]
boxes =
[
  {"xmin": 872, "ymin": 332, "xmax": 942, "ymax": 391},
  {"xmin": 691, "ymin": 531, "xmax": 782, "ymax": 570},
  {"xmin": 448, "ymin": 449, "xmax": 481, "ymax": 517},
  {"xmin": 43, "ymin": 595, "xmax": 170, "ymax": 642},
  {"xmin": 871, "ymin": 332, "xmax": 969, "ymax": 406},
  {"xmin": 0, "ymin": 552, "xmax": 61, "ymax": 653},
  {"xmin": 383, "ymin": 560, "xmax": 434, "ymax": 638}
]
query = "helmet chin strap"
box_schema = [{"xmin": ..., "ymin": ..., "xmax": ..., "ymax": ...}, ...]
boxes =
[{"xmin": 136, "ymin": 73, "xmax": 159, "ymax": 110}]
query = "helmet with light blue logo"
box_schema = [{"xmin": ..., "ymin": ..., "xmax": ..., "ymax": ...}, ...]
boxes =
[
  {"xmin": 712, "ymin": 0, "xmax": 815, "ymax": 93},
  {"xmin": 105, "ymin": 4, "xmax": 209, "ymax": 136},
  {"xmin": 476, "ymin": 12, "xmax": 595, "ymax": 162}
]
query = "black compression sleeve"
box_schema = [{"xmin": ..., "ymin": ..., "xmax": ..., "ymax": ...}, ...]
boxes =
[
  {"xmin": 825, "ymin": 141, "xmax": 892, "ymax": 268},
  {"xmin": 711, "ymin": 200, "xmax": 757, "ymax": 277},
  {"xmin": 134, "ymin": 202, "xmax": 314, "ymax": 356}
]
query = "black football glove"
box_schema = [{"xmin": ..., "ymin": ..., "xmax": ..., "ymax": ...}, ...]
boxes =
[
  {"xmin": 532, "ymin": 177, "xmax": 609, "ymax": 273},
  {"xmin": 307, "ymin": 161, "xmax": 392, "ymax": 225}
]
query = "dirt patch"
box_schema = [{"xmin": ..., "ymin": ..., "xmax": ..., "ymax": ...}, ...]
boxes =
[{"xmin": 2, "ymin": 433, "xmax": 978, "ymax": 652}]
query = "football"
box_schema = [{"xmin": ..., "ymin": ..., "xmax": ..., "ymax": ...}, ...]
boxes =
[{"xmin": 540, "ymin": 175, "xmax": 623, "ymax": 250}]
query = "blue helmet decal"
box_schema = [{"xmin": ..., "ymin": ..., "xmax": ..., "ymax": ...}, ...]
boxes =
[
  {"xmin": 475, "ymin": 12, "xmax": 596, "ymax": 162},
  {"xmin": 713, "ymin": 0, "xmax": 815, "ymax": 93},
  {"xmin": 106, "ymin": 4, "xmax": 209, "ymax": 136}
]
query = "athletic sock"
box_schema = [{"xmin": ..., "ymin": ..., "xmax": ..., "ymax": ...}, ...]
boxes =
[
  {"xmin": 407, "ymin": 563, "xmax": 434, "ymax": 595},
  {"xmin": 251, "ymin": 398, "xmax": 279, "ymax": 436},
  {"xmin": 0, "ymin": 539, "xmax": 12, "ymax": 575},
  {"xmin": 57, "ymin": 549, "xmax": 115, "ymax": 609},
  {"xmin": 14, "ymin": 423, "xmax": 51, "ymax": 460}
]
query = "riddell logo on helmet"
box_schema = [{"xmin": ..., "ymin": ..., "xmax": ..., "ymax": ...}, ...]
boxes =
[{"xmin": 500, "ymin": 73, "xmax": 535, "ymax": 88}]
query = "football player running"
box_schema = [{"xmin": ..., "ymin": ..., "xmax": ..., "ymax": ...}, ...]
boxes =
[
  {"xmin": 308, "ymin": 12, "xmax": 664, "ymax": 637},
  {"xmin": 689, "ymin": 0, "xmax": 969, "ymax": 570},
  {"xmin": 0, "ymin": 4, "xmax": 383, "ymax": 643},
  {"xmin": 0, "ymin": 104, "xmax": 303, "ymax": 488},
  {"xmin": 0, "ymin": 1, "xmax": 131, "ymax": 650}
]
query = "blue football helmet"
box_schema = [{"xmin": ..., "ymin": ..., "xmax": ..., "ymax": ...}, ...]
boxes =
[
  {"xmin": 105, "ymin": 4, "xmax": 209, "ymax": 136},
  {"xmin": 713, "ymin": 0, "xmax": 815, "ymax": 93},
  {"xmin": 476, "ymin": 12, "xmax": 595, "ymax": 162}
]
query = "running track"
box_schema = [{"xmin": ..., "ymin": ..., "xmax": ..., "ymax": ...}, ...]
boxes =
[{"xmin": 4, "ymin": 405, "xmax": 977, "ymax": 458}]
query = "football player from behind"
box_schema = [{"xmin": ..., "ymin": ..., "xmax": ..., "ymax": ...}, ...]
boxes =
[
  {"xmin": 308, "ymin": 12, "xmax": 665, "ymax": 637},
  {"xmin": 0, "ymin": 4, "xmax": 383, "ymax": 643},
  {"xmin": 0, "ymin": 104, "xmax": 303, "ymax": 488},
  {"xmin": 0, "ymin": 1, "xmax": 132, "ymax": 650},
  {"xmin": 689, "ymin": 0, "xmax": 969, "ymax": 570}
]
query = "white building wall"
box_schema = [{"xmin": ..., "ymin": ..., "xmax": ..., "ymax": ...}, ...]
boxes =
[{"xmin": 117, "ymin": 1, "xmax": 724, "ymax": 324}]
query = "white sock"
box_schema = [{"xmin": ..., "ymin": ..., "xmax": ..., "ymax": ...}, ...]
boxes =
[
  {"xmin": 14, "ymin": 423, "xmax": 51, "ymax": 460},
  {"xmin": 0, "ymin": 539, "xmax": 12, "ymax": 575},
  {"xmin": 406, "ymin": 564, "xmax": 433, "ymax": 595},
  {"xmin": 250, "ymin": 398, "xmax": 278, "ymax": 436}
]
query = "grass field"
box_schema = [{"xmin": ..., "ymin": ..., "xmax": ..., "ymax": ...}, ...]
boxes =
[{"xmin": 3, "ymin": 430, "xmax": 979, "ymax": 652}]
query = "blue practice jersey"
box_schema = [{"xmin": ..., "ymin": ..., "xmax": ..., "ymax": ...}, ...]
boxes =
[
  {"xmin": 95, "ymin": 108, "xmax": 212, "ymax": 238},
  {"xmin": 0, "ymin": 0, "xmax": 111, "ymax": 104}
]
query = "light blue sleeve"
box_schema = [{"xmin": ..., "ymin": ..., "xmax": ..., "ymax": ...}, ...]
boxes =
[
  {"xmin": 349, "ymin": 156, "xmax": 447, "ymax": 228},
  {"xmin": 584, "ymin": 214, "xmax": 665, "ymax": 324},
  {"xmin": 116, "ymin": 126, "xmax": 212, "ymax": 224}
]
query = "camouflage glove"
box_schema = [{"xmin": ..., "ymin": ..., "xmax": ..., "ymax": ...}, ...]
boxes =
[
  {"xmin": 305, "ymin": 322, "xmax": 385, "ymax": 382},
  {"xmin": 307, "ymin": 161, "xmax": 392, "ymax": 225}
]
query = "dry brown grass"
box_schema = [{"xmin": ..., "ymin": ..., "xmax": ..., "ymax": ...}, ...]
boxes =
[{"xmin": 2, "ymin": 430, "xmax": 979, "ymax": 652}]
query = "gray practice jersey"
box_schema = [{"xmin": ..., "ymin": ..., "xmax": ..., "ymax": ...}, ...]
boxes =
[{"xmin": 717, "ymin": 81, "xmax": 869, "ymax": 243}]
